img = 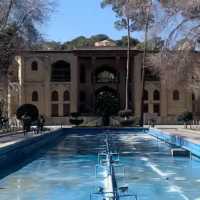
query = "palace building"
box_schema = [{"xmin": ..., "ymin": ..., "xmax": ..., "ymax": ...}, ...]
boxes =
[{"xmin": 1, "ymin": 47, "xmax": 199, "ymax": 125}]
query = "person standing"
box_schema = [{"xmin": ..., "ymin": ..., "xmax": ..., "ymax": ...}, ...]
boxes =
[
  {"xmin": 39, "ymin": 115, "xmax": 45, "ymax": 132},
  {"xmin": 22, "ymin": 113, "xmax": 31, "ymax": 136}
]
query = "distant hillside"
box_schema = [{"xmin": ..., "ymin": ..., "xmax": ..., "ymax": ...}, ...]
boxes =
[
  {"xmin": 32, "ymin": 34, "xmax": 140, "ymax": 50},
  {"xmin": 31, "ymin": 34, "xmax": 164, "ymax": 51}
]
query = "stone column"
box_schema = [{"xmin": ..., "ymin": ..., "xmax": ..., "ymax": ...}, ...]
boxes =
[
  {"xmin": 160, "ymin": 80, "xmax": 168, "ymax": 123},
  {"xmin": 17, "ymin": 56, "xmax": 25, "ymax": 106},
  {"xmin": 7, "ymin": 85, "xmax": 12, "ymax": 119},
  {"xmin": 115, "ymin": 56, "xmax": 124, "ymax": 108},
  {"xmin": 186, "ymin": 91, "xmax": 192, "ymax": 112},
  {"xmin": 134, "ymin": 53, "xmax": 143, "ymax": 118},
  {"xmin": 44, "ymin": 56, "xmax": 51, "ymax": 117},
  {"xmin": 70, "ymin": 54, "xmax": 79, "ymax": 112},
  {"xmin": 130, "ymin": 55, "xmax": 135, "ymax": 112},
  {"xmin": 90, "ymin": 56, "xmax": 96, "ymax": 110}
]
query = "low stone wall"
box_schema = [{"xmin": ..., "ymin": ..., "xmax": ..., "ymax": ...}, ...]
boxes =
[
  {"xmin": 0, "ymin": 129, "xmax": 64, "ymax": 169},
  {"xmin": 63, "ymin": 127, "xmax": 149, "ymax": 134},
  {"xmin": 45, "ymin": 116, "xmax": 102, "ymax": 126},
  {"xmin": 148, "ymin": 128, "xmax": 200, "ymax": 157}
]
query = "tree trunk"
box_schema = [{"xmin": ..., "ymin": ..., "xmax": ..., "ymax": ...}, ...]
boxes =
[
  {"xmin": 125, "ymin": 16, "xmax": 130, "ymax": 111},
  {"xmin": 140, "ymin": 3, "xmax": 151, "ymax": 127},
  {"xmin": 103, "ymin": 115, "xmax": 110, "ymax": 126}
]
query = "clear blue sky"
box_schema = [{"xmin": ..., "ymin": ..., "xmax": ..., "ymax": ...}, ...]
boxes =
[{"xmin": 41, "ymin": 0, "xmax": 141, "ymax": 43}]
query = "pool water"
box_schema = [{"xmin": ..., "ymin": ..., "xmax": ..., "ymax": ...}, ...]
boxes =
[{"xmin": 0, "ymin": 131, "xmax": 200, "ymax": 200}]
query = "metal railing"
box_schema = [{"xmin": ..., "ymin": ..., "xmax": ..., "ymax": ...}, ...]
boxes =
[{"xmin": 90, "ymin": 134, "xmax": 138, "ymax": 200}]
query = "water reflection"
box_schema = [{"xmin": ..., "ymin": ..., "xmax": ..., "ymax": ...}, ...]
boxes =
[{"xmin": 0, "ymin": 132, "xmax": 200, "ymax": 199}]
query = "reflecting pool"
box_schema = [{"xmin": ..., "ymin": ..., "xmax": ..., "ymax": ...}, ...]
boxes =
[{"xmin": 0, "ymin": 131, "xmax": 200, "ymax": 200}]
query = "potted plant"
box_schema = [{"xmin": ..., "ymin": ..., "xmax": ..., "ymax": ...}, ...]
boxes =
[
  {"xmin": 69, "ymin": 112, "xmax": 84, "ymax": 126},
  {"xmin": 119, "ymin": 109, "xmax": 134, "ymax": 127}
]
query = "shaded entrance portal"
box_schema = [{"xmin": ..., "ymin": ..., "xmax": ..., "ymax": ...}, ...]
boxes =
[
  {"xmin": 95, "ymin": 86, "xmax": 120, "ymax": 126},
  {"xmin": 95, "ymin": 66, "xmax": 118, "ymax": 83}
]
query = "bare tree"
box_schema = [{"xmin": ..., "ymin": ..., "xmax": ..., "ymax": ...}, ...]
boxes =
[
  {"xmin": 149, "ymin": 0, "xmax": 200, "ymax": 94},
  {"xmin": 157, "ymin": 0, "xmax": 200, "ymax": 47},
  {"xmin": 0, "ymin": 0, "xmax": 54, "ymax": 76},
  {"xmin": 101, "ymin": 0, "xmax": 154, "ymax": 122},
  {"xmin": 102, "ymin": 0, "xmax": 200, "ymax": 123}
]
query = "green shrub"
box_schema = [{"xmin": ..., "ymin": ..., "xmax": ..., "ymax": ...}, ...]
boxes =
[
  {"xmin": 95, "ymin": 89, "xmax": 120, "ymax": 126},
  {"xmin": 69, "ymin": 118, "xmax": 84, "ymax": 126},
  {"xmin": 16, "ymin": 104, "xmax": 39, "ymax": 122},
  {"xmin": 177, "ymin": 112, "xmax": 193, "ymax": 123},
  {"xmin": 69, "ymin": 112, "xmax": 84, "ymax": 126},
  {"xmin": 120, "ymin": 118, "xmax": 134, "ymax": 127},
  {"xmin": 70, "ymin": 112, "xmax": 80, "ymax": 118}
]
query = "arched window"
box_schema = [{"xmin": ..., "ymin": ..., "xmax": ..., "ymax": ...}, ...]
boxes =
[
  {"xmin": 63, "ymin": 90, "xmax": 70, "ymax": 101},
  {"xmin": 144, "ymin": 90, "xmax": 148, "ymax": 101},
  {"xmin": 173, "ymin": 90, "xmax": 180, "ymax": 101},
  {"xmin": 95, "ymin": 66, "xmax": 117, "ymax": 83},
  {"xmin": 51, "ymin": 91, "xmax": 59, "ymax": 101},
  {"xmin": 51, "ymin": 60, "xmax": 71, "ymax": 82},
  {"xmin": 153, "ymin": 90, "xmax": 160, "ymax": 101},
  {"xmin": 31, "ymin": 61, "xmax": 38, "ymax": 71},
  {"xmin": 32, "ymin": 91, "xmax": 39, "ymax": 102}
]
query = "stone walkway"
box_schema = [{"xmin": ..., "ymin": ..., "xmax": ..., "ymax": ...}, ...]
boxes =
[
  {"xmin": 159, "ymin": 128, "xmax": 200, "ymax": 144},
  {"xmin": 0, "ymin": 131, "xmax": 47, "ymax": 149},
  {"xmin": 0, "ymin": 125, "xmax": 65, "ymax": 149}
]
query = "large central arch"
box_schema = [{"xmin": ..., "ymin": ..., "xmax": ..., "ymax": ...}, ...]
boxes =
[
  {"xmin": 94, "ymin": 65, "xmax": 118, "ymax": 83},
  {"xmin": 51, "ymin": 60, "xmax": 71, "ymax": 82},
  {"xmin": 95, "ymin": 86, "xmax": 120, "ymax": 114}
]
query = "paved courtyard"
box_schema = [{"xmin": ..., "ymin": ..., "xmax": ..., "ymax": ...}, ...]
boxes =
[
  {"xmin": 159, "ymin": 128, "xmax": 200, "ymax": 145},
  {"xmin": 0, "ymin": 131, "xmax": 41, "ymax": 149},
  {"xmin": 0, "ymin": 126, "xmax": 72, "ymax": 149}
]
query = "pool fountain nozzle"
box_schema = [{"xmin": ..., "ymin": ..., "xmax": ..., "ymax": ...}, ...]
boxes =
[{"xmin": 91, "ymin": 134, "xmax": 138, "ymax": 200}]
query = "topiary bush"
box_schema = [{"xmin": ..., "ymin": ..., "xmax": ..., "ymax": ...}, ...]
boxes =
[
  {"xmin": 177, "ymin": 112, "xmax": 193, "ymax": 128},
  {"xmin": 177, "ymin": 112, "xmax": 193, "ymax": 123},
  {"xmin": 16, "ymin": 104, "xmax": 39, "ymax": 132},
  {"xmin": 16, "ymin": 104, "xmax": 39, "ymax": 122}
]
